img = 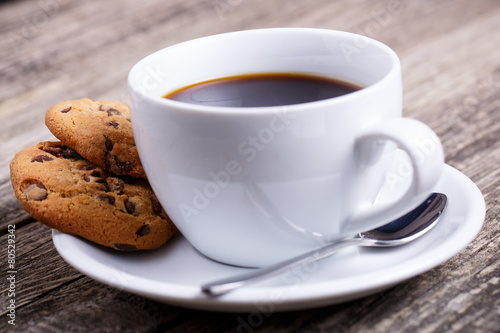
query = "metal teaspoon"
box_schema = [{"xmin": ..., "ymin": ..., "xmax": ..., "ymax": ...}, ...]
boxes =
[{"xmin": 202, "ymin": 192, "xmax": 447, "ymax": 296}]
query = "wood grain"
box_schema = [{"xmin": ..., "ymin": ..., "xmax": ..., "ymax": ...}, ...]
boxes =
[{"xmin": 0, "ymin": 0, "xmax": 499, "ymax": 332}]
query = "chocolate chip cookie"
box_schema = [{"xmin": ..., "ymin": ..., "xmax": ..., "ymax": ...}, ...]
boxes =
[
  {"xmin": 10, "ymin": 141, "xmax": 176, "ymax": 251},
  {"xmin": 45, "ymin": 98, "xmax": 145, "ymax": 178}
]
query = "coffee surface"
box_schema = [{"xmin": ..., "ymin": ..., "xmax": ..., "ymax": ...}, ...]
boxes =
[{"xmin": 164, "ymin": 73, "xmax": 362, "ymax": 107}]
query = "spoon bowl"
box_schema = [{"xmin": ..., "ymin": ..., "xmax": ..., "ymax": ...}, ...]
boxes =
[{"xmin": 202, "ymin": 193, "xmax": 447, "ymax": 296}]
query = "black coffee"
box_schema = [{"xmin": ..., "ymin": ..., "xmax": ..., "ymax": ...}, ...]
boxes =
[{"xmin": 164, "ymin": 73, "xmax": 363, "ymax": 107}]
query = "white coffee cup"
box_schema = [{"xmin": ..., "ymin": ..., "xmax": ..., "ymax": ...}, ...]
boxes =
[{"xmin": 128, "ymin": 28, "xmax": 444, "ymax": 267}]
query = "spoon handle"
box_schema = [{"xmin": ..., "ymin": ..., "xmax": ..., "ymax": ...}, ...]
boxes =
[{"xmin": 201, "ymin": 237, "xmax": 364, "ymax": 296}]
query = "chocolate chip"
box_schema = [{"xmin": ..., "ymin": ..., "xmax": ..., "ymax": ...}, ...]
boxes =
[
  {"xmin": 61, "ymin": 146, "xmax": 82, "ymax": 160},
  {"xmin": 126, "ymin": 117, "xmax": 131, "ymax": 122},
  {"xmin": 114, "ymin": 244, "xmax": 137, "ymax": 251},
  {"xmin": 103, "ymin": 135, "xmax": 113, "ymax": 151},
  {"xmin": 125, "ymin": 199, "xmax": 136, "ymax": 215},
  {"xmin": 31, "ymin": 155, "xmax": 53, "ymax": 163},
  {"xmin": 23, "ymin": 183, "xmax": 48, "ymax": 201},
  {"xmin": 97, "ymin": 194, "xmax": 115, "ymax": 205},
  {"xmin": 108, "ymin": 178, "xmax": 125, "ymax": 194},
  {"xmin": 94, "ymin": 178, "xmax": 109, "ymax": 191},
  {"xmin": 81, "ymin": 166, "xmax": 100, "ymax": 183},
  {"xmin": 106, "ymin": 108, "xmax": 121, "ymax": 116},
  {"xmin": 90, "ymin": 170, "xmax": 101, "ymax": 177},
  {"xmin": 61, "ymin": 150, "xmax": 75, "ymax": 159},
  {"xmin": 105, "ymin": 153, "xmax": 113, "ymax": 170},
  {"xmin": 99, "ymin": 105, "xmax": 122, "ymax": 116},
  {"xmin": 41, "ymin": 147, "xmax": 61, "ymax": 156},
  {"xmin": 114, "ymin": 157, "xmax": 132, "ymax": 172},
  {"xmin": 151, "ymin": 197, "xmax": 163, "ymax": 217},
  {"xmin": 107, "ymin": 121, "xmax": 119, "ymax": 128},
  {"xmin": 136, "ymin": 225, "xmax": 150, "ymax": 237},
  {"xmin": 105, "ymin": 152, "xmax": 131, "ymax": 173},
  {"xmin": 60, "ymin": 106, "xmax": 72, "ymax": 113}
]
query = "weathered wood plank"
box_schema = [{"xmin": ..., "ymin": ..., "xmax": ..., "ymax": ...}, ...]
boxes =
[
  {"xmin": 0, "ymin": 179, "xmax": 32, "ymax": 231},
  {"xmin": 0, "ymin": 273, "xmax": 188, "ymax": 333},
  {"xmin": 0, "ymin": 0, "xmax": 499, "ymax": 332},
  {"xmin": 0, "ymin": 223, "xmax": 82, "ymax": 317}
]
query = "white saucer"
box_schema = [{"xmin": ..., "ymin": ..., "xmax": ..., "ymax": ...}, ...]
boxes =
[{"xmin": 52, "ymin": 164, "xmax": 485, "ymax": 312}]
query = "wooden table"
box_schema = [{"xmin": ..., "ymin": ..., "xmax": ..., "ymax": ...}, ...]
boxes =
[{"xmin": 1, "ymin": 0, "xmax": 499, "ymax": 331}]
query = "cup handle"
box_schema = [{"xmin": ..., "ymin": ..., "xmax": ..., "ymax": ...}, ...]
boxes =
[{"xmin": 346, "ymin": 117, "xmax": 444, "ymax": 233}]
